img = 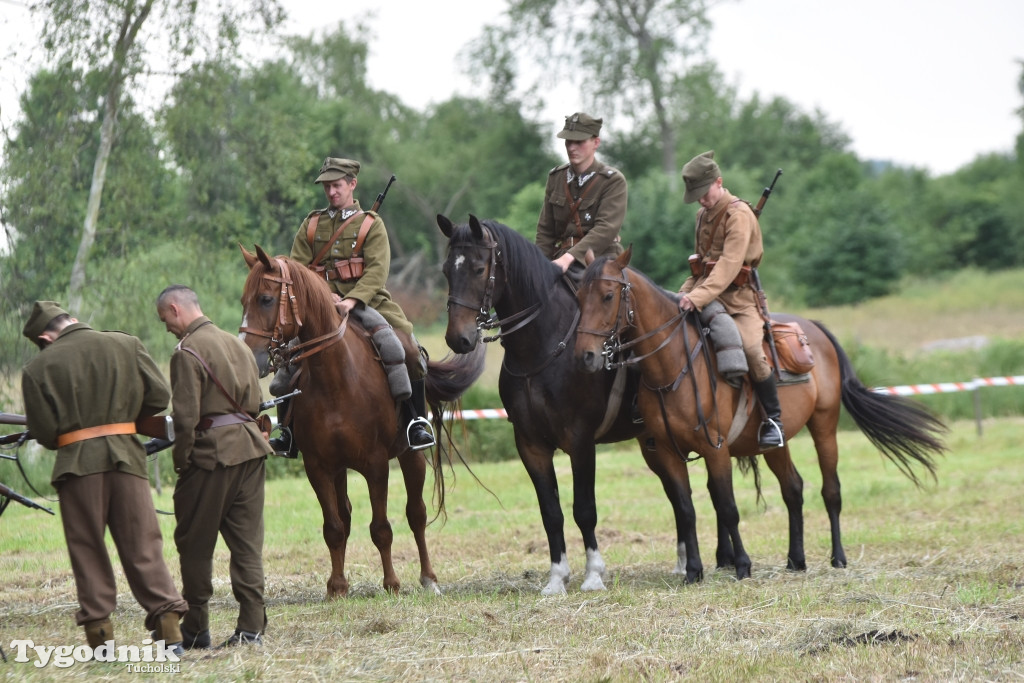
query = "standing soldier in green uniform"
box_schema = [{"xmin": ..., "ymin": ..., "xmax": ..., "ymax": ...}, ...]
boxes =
[
  {"xmin": 535, "ymin": 112, "xmax": 628, "ymax": 275},
  {"xmin": 156, "ymin": 285, "xmax": 272, "ymax": 649},
  {"xmin": 21, "ymin": 301, "xmax": 187, "ymax": 652},
  {"xmin": 676, "ymin": 150, "xmax": 785, "ymax": 450},
  {"xmin": 270, "ymin": 157, "xmax": 434, "ymax": 457}
]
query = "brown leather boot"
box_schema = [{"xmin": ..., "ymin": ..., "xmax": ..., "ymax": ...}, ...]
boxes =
[{"xmin": 84, "ymin": 619, "xmax": 113, "ymax": 648}]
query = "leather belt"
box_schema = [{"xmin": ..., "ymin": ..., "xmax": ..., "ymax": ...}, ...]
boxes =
[
  {"xmin": 57, "ymin": 422, "xmax": 137, "ymax": 448},
  {"xmin": 196, "ymin": 412, "xmax": 253, "ymax": 431}
]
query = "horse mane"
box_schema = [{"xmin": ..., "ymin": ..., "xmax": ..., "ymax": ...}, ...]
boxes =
[
  {"xmin": 451, "ymin": 219, "xmax": 562, "ymax": 304},
  {"xmin": 243, "ymin": 253, "xmax": 340, "ymax": 334}
]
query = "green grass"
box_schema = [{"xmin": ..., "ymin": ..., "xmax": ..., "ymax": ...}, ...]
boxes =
[{"xmin": 2, "ymin": 418, "xmax": 1022, "ymax": 680}]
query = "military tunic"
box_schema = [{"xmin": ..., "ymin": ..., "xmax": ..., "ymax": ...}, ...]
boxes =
[
  {"xmin": 535, "ymin": 160, "xmax": 628, "ymax": 264},
  {"xmin": 21, "ymin": 322, "xmax": 187, "ymax": 629},
  {"xmin": 168, "ymin": 316, "xmax": 270, "ymax": 636},
  {"xmin": 290, "ymin": 200, "xmax": 413, "ymax": 335},
  {"xmin": 678, "ymin": 189, "xmax": 772, "ymax": 381}
]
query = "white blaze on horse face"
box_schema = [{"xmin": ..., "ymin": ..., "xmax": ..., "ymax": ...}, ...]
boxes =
[
  {"xmin": 238, "ymin": 313, "xmax": 249, "ymax": 341},
  {"xmin": 453, "ymin": 254, "xmax": 466, "ymax": 271}
]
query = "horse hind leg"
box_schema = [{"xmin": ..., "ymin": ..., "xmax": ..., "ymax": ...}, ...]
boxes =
[
  {"xmin": 808, "ymin": 426, "xmax": 846, "ymax": 568},
  {"xmin": 397, "ymin": 447, "xmax": 440, "ymax": 595},
  {"xmin": 763, "ymin": 448, "xmax": 807, "ymax": 571}
]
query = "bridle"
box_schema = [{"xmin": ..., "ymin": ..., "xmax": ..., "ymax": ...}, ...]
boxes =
[
  {"xmin": 577, "ymin": 265, "xmax": 723, "ymax": 454},
  {"xmin": 445, "ymin": 229, "xmax": 541, "ymax": 345},
  {"xmin": 576, "ymin": 267, "xmax": 690, "ymax": 371},
  {"xmin": 239, "ymin": 257, "xmax": 347, "ymax": 371}
]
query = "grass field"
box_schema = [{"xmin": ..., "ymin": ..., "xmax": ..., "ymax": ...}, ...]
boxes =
[{"xmin": 2, "ymin": 418, "xmax": 1022, "ymax": 681}]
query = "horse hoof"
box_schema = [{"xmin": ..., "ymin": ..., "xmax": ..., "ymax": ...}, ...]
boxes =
[
  {"xmin": 787, "ymin": 557, "xmax": 807, "ymax": 572},
  {"xmin": 540, "ymin": 582, "xmax": 567, "ymax": 596},
  {"xmin": 420, "ymin": 577, "xmax": 442, "ymax": 595},
  {"xmin": 580, "ymin": 574, "xmax": 606, "ymax": 592}
]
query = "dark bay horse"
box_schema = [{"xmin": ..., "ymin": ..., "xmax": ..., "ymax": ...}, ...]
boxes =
[
  {"xmin": 239, "ymin": 245, "xmax": 485, "ymax": 598},
  {"xmin": 439, "ymin": 215, "xmax": 716, "ymax": 593},
  {"xmin": 575, "ymin": 248, "xmax": 946, "ymax": 577}
]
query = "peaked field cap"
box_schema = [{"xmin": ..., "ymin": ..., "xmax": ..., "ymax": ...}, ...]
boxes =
[
  {"xmin": 681, "ymin": 150, "xmax": 721, "ymax": 203},
  {"xmin": 23, "ymin": 300, "xmax": 70, "ymax": 341},
  {"xmin": 557, "ymin": 112, "xmax": 602, "ymax": 140},
  {"xmin": 314, "ymin": 157, "xmax": 360, "ymax": 184}
]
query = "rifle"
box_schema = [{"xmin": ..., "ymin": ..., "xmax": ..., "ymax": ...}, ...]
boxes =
[
  {"xmin": 750, "ymin": 169, "xmax": 783, "ymax": 379},
  {"xmin": 143, "ymin": 389, "xmax": 302, "ymax": 456},
  {"xmin": 0, "ymin": 481, "xmax": 54, "ymax": 515},
  {"xmin": 371, "ymin": 174, "xmax": 396, "ymax": 214}
]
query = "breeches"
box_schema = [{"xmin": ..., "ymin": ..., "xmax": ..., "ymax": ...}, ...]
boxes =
[
  {"xmin": 173, "ymin": 457, "xmax": 266, "ymax": 634},
  {"xmin": 57, "ymin": 471, "xmax": 186, "ymax": 629},
  {"xmin": 732, "ymin": 306, "xmax": 772, "ymax": 382}
]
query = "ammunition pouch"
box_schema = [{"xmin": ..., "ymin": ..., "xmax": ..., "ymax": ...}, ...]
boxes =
[{"xmin": 332, "ymin": 257, "xmax": 364, "ymax": 282}]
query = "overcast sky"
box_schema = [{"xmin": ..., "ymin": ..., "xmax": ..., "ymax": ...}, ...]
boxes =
[{"xmin": 2, "ymin": 0, "xmax": 1022, "ymax": 176}]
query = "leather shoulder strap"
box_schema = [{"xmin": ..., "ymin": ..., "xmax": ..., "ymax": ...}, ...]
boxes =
[
  {"xmin": 351, "ymin": 213, "xmax": 376, "ymax": 256},
  {"xmin": 180, "ymin": 346, "xmax": 254, "ymax": 421},
  {"xmin": 311, "ymin": 211, "xmax": 363, "ymax": 265},
  {"xmin": 305, "ymin": 213, "xmax": 321, "ymax": 249}
]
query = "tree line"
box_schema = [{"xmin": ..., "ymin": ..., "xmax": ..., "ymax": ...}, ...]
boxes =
[{"xmin": 2, "ymin": 0, "xmax": 1023, "ymax": 372}]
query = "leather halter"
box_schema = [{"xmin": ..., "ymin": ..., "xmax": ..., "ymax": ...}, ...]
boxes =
[
  {"xmin": 445, "ymin": 227, "xmax": 541, "ymax": 344},
  {"xmin": 239, "ymin": 258, "xmax": 346, "ymax": 371}
]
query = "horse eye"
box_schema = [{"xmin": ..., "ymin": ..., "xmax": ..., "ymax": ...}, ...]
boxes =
[
  {"xmin": 603, "ymin": 291, "xmax": 614, "ymax": 303},
  {"xmin": 260, "ymin": 295, "xmax": 275, "ymax": 307}
]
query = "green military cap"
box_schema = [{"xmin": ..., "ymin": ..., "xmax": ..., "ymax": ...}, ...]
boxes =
[
  {"xmin": 557, "ymin": 112, "xmax": 602, "ymax": 141},
  {"xmin": 314, "ymin": 157, "xmax": 361, "ymax": 184},
  {"xmin": 681, "ymin": 150, "xmax": 721, "ymax": 204},
  {"xmin": 23, "ymin": 301, "xmax": 71, "ymax": 344}
]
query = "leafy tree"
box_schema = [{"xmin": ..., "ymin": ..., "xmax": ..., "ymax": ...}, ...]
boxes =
[{"xmin": 30, "ymin": 0, "xmax": 284, "ymax": 313}]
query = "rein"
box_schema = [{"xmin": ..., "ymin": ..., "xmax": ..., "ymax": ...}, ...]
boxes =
[{"xmin": 240, "ymin": 257, "xmax": 346, "ymax": 371}]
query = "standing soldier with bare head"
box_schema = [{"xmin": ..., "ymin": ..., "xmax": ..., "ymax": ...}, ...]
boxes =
[{"xmin": 535, "ymin": 112, "xmax": 629, "ymax": 276}]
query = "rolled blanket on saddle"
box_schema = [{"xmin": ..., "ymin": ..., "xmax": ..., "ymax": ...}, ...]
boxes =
[{"xmin": 698, "ymin": 300, "xmax": 748, "ymax": 382}]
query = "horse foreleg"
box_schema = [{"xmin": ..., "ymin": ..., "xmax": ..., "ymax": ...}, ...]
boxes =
[
  {"xmin": 364, "ymin": 461, "xmax": 399, "ymax": 594},
  {"xmin": 704, "ymin": 449, "xmax": 751, "ymax": 580},
  {"xmin": 397, "ymin": 448, "xmax": 440, "ymax": 595},
  {"xmin": 809, "ymin": 426, "xmax": 846, "ymax": 568},
  {"xmin": 518, "ymin": 438, "xmax": 570, "ymax": 596},
  {"xmin": 304, "ymin": 461, "xmax": 351, "ymax": 599},
  {"xmin": 569, "ymin": 443, "xmax": 605, "ymax": 592},
  {"xmin": 763, "ymin": 449, "xmax": 807, "ymax": 571},
  {"xmin": 638, "ymin": 436, "xmax": 703, "ymax": 584}
]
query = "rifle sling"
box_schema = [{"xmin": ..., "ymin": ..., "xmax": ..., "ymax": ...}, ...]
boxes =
[{"xmin": 179, "ymin": 346, "xmax": 257, "ymax": 428}]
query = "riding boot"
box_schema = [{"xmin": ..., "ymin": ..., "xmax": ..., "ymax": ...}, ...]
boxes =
[
  {"xmin": 403, "ymin": 378, "xmax": 435, "ymax": 451},
  {"xmin": 753, "ymin": 375, "xmax": 785, "ymax": 450},
  {"xmin": 268, "ymin": 399, "xmax": 298, "ymax": 458}
]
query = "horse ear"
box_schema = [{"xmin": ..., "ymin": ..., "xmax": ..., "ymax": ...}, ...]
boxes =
[
  {"xmin": 255, "ymin": 245, "xmax": 274, "ymax": 270},
  {"xmin": 468, "ymin": 214, "xmax": 483, "ymax": 239},
  {"xmin": 437, "ymin": 214, "xmax": 454, "ymax": 238},
  {"xmin": 584, "ymin": 249, "xmax": 595, "ymax": 266},
  {"xmin": 616, "ymin": 244, "xmax": 633, "ymax": 267},
  {"xmin": 240, "ymin": 243, "xmax": 259, "ymax": 270}
]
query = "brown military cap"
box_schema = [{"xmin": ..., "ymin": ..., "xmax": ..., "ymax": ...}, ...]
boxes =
[
  {"xmin": 23, "ymin": 300, "xmax": 71, "ymax": 345},
  {"xmin": 681, "ymin": 150, "xmax": 721, "ymax": 204},
  {"xmin": 557, "ymin": 112, "xmax": 602, "ymax": 141},
  {"xmin": 314, "ymin": 157, "xmax": 361, "ymax": 184}
]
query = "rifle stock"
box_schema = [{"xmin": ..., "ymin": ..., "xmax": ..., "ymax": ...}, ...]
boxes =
[
  {"xmin": 0, "ymin": 412, "xmax": 27, "ymax": 426},
  {"xmin": 750, "ymin": 167, "xmax": 783, "ymax": 379}
]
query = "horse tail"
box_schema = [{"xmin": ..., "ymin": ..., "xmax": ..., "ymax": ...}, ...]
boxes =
[
  {"xmin": 734, "ymin": 455, "xmax": 765, "ymax": 507},
  {"xmin": 812, "ymin": 320, "xmax": 946, "ymax": 487},
  {"xmin": 422, "ymin": 344, "xmax": 488, "ymax": 522}
]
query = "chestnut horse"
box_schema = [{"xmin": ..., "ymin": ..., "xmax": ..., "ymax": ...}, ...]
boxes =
[
  {"xmin": 575, "ymin": 248, "xmax": 946, "ymax": 578},
  {"xmin": 239, "ymin": 246, "xmax": 485, "ymax": 598},
  {"xmin": 439, "ymin": 215, "xmax": 729, "ymax": 592}
]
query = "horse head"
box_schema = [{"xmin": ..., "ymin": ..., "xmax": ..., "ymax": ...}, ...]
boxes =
[
  {"xmin": 575, "ymin": 246, "xmax": 635, "ymax": 373},
  {"xmin": 238, "ymin": 244, "xmax": 304, "ymax": 376},
  {"xmin": 438, "ymin": 214, "xmax": 505, "ymax": 354}
]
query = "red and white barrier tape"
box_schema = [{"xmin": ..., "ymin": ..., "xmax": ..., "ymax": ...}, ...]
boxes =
[{"xmin": 443, "ymin": 376, "xmax": 1024, "ymax": 420}]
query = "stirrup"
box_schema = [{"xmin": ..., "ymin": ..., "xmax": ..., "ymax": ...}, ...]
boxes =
[
  {"xmin": 406, "ymin": 417, "xmax": 435, "ymax": 451},
  {"xmin": 270, "ymin": 426, "xmax": 298, "ymax": 459},
  {"xmin": 758, "ymin": 418, "xmax": 785, "ymax": 450}
]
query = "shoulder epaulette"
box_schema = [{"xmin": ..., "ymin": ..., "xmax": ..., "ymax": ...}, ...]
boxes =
[{"xmin": 549, "ymin": 162, "xmax": 570, "ymax": 176}]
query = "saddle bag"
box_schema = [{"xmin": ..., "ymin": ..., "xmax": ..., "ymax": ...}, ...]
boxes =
[{"xmin": 764, "ymin": 321, "xmax": 815, "ymax": 374}]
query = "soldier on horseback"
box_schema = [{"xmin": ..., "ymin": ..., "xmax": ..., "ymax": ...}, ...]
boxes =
[
  {"xmin": 676, "ymin": 150, "xmax": 785, "ymax": 451},
  {"xmin": 269, "ymin": 157, "xmax": 434, "ymax": 457}
]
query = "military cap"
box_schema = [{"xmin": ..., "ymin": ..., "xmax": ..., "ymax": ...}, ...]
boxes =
[
  {"xmin": 314, "ymin": 157, "xmax": 361, "ymax": 184},
  {"xmin": 681, "ymin": 150, "xmax": 721, "ymax": 204},
  {"xmin": 557, "ymin": 112, "xmax": 602, "ymax": 141},
  {"xmin": 23, "ymin": 301, "xmax": 71, "ymax": 344}
]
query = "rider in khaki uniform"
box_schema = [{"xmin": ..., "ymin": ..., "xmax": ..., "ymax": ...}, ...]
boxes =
[
  {"xmin": 271, "ymin": 157, "xmax": 433, "ymax": 455},
  {"xmin": 676, "ymin": 150, "xmax": 785, "ymax": 450},
  {"xmin": 535, "ymin": 112, "xmax": 628, "ymax": 275},
  {"xmin": 21, "ymin": 301, "xmax": 187, "ymax": 652},
  {"xmin": 157, "ymin": 285, "xmax": 271, "ymax": 649}
]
